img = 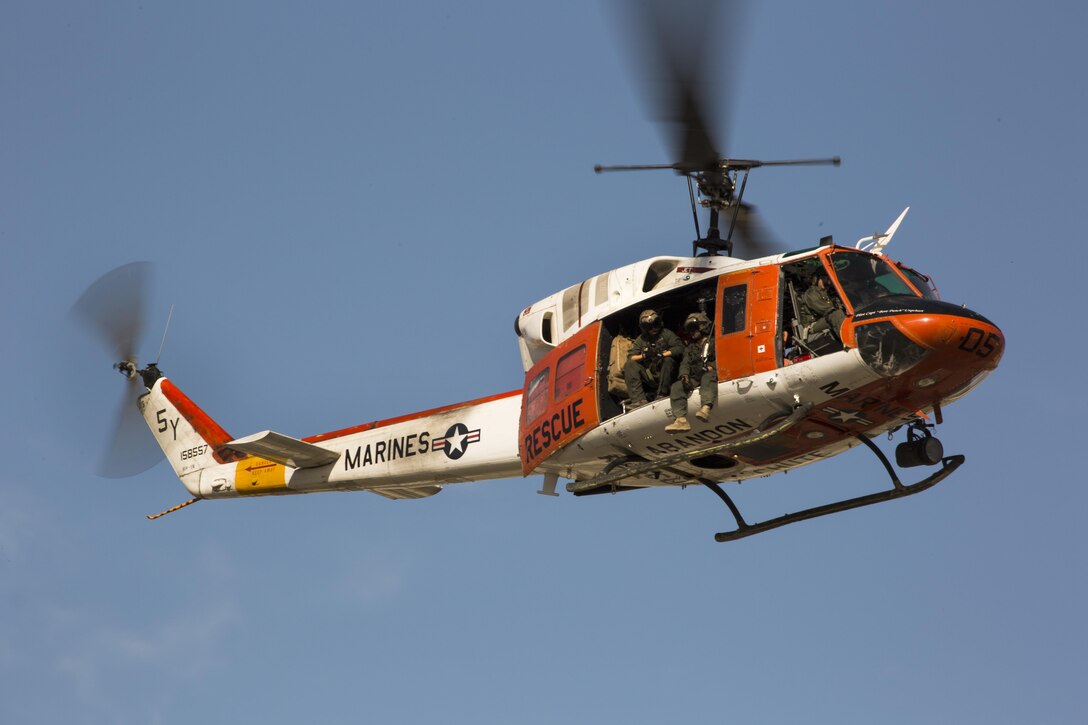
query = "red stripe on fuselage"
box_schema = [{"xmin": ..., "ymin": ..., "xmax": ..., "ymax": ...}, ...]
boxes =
[
  {"xmin": 304, "ymin": 390, "xmax": 521, "ymax": 444},
  {"xmin": 160, "ymin": 379, "xmax": 247, "ymax": 464}
]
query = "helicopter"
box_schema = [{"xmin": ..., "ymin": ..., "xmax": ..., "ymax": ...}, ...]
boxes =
[{"xmin": 72, "ymin": 1, "xmax": 1004, "ymax": 542}]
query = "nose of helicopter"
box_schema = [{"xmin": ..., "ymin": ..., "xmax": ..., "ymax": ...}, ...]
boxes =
[{"xmin": 850, "ymin": 297, "xmax": 1004, "ymax": 378}]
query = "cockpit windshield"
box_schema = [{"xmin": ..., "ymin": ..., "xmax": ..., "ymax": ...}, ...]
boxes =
[{"xmin": 828, "ymin": 252, "xmax": 917, "ymax": 309}]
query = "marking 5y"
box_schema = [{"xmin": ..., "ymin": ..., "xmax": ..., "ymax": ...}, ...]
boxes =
[{"xmin": 156, "ymin": 409, "xmax": 180, "ymax": 440}]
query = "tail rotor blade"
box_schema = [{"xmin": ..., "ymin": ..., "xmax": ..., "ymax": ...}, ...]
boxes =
[
  {"xmin": 71, "ymin": 261, "xmax": 151, "ymax": 363},
  {"xmin": 99, "ymin": 379, "xmax": 162, "ymax": 479}
]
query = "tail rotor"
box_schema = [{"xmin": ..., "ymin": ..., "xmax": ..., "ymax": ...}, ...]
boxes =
[{"xmin": 71, "ymin": 262, "xmax": 163, "ymax": 478}]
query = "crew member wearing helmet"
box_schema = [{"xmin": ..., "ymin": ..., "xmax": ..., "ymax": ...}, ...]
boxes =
[
  {"xmin": 665, "ymin": 312, "xmax": 717, "ymax": 432},
  {"xmin": 622, "ymin": 309, "xmax": 683, "ymax": 409}
]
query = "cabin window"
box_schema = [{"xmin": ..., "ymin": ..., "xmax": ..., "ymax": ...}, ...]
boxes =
[
  {"xmin": 830, "ymin": 252, "xmax": 916, "ymax": 308},
  {"xmin": 561, "ymin": 281, "xmax": 591, "ymax": 332},
  {"xmin": 593, "ymin": 272, "xmax": 610, "ymax": 307},
  {"xmin": 554, "ymin": 345, "xmax": 587, "ymax": 400},
  {"xmin": 721, "ymin": 284, "xmax": 747, "ymax": 334},
  {"xmin": 524, "ymin": 368, "xmax": 550, "ymax": 423},
  {"xmin": 562, "ymin": 284, "xmax": 579, "ymax": 332}
]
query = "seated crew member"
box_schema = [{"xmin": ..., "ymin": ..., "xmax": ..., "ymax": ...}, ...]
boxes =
[
  {"xmin": 799, "ymin": 272, "xmax": 847, "ymax": 340},
  {"xmin": 622, "ymin": 309, "xmax": 683, "ymax": 409},
  {"xmin": 665, "ymin": 312, "xmax": 717, "ymax": 433}
]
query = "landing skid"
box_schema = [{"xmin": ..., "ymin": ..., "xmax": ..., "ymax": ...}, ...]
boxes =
[{"xmin": 705, "ymin": 434, "xmax": 965, "ymax": 542}]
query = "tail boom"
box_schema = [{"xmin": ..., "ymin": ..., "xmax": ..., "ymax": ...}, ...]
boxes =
[{"xmin": 140, "ymin": 376, "xmax": 524, "ymax": 502}]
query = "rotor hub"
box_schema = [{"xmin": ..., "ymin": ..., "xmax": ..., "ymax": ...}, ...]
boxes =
[
  {"xmin": 114, "ymin": 360, "xmax": 137, "ymax": 379},
  {"xmin": 695, "ymin": 170, "xmax": 735, "ymax": 211}
]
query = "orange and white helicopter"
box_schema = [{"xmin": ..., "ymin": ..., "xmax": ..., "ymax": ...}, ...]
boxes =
[{"xmin": 73, "ymin": 3, "xmax": 1004, "ymax": 542}]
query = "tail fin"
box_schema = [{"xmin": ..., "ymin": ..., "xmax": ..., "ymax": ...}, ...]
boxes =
[{"xmin": 138, "ymin": 377, "xmax": 245, "ymax": 478}]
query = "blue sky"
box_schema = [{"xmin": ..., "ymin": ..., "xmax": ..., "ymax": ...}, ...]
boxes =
[{"xmin": 2, "ymin": 1, "xmax": 1085, "ymax": 723}]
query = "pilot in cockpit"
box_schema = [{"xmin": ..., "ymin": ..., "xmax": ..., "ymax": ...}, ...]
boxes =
[{"xmin": 799, "ymin": 271, "xmax": 846, "ymax": 340}]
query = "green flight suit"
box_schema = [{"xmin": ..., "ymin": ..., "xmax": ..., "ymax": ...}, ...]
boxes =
[
  {"xmin": 800, "ymin": 281, "xmax": 846, "ymax": 337},
  {"xmin": 622, "ymin": 328, "xmax": 683, "ymax": 403},
  {"xmin": 670, "ymin": 335, "xmax": 717, "ymax": 419}
]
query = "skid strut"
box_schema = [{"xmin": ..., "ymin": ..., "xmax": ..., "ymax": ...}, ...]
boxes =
[{"xmin": 707, "ymin": 435, "xmax": 965, "ymax": 542}]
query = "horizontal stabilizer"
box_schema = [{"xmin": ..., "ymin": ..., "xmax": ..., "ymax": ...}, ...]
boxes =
[
  {"xmin": 227, "ymin": 430, "xmax": 340, "ymax": 469},
  {"xmin": 369, "ymin": 485, "xmax": 443, "ymax": 500}
]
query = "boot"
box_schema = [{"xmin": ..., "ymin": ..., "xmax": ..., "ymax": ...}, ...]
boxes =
[
  {"xmin": 695, "ymin": 404, "xmax": 712, "ymax": 422},
  {"xmin": 665, "ymin": 416, "xmax": 691, "ymax": 433}
]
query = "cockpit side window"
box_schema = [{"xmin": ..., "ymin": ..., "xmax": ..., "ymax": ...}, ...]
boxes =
[{"xmin": 829, "ymin": 252, "xmax": 916, "ymax": 309}]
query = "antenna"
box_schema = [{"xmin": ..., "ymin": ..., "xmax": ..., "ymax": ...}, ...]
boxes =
[
  {"xmin": 154, "ymin": 304, "xmax": 175, "ymax": 364},
  {"xmin": 856, "ymin": 207, "xmax": 910, "ymax": 255}
]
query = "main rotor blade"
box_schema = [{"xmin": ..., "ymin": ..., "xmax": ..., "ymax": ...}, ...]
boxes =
[
  {"xmin": 729, "ymin": 203, "xmax": 779, "ymax": 259},
  {"xmin": 99, "ymin": 380, "xmax": 162, "ymax": 478},
  {"xmin": 616, "ymin": 0, "xmax": 748, "ymax": 169},
  {"xmin": 594, "ymin": 162, "xmax": 686, "ymax": 173},
  {"xmin": 595, "ymin": 157, "xmax": 841, "ymax": 174},
  {"xmin": 758, "ymin": 157, "xmax": 842, "ymax": 168},
  {"xmin": 71, "ymin": 262, "xmax": 151, "ymax": 363}
]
